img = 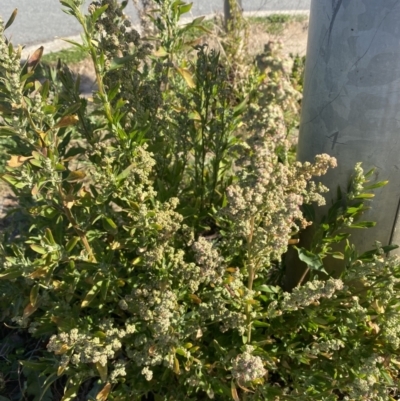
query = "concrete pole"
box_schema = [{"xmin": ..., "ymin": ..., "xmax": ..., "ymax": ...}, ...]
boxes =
[
  {"xmin": 285, "ymin": 0, "xmax": 400, "ymax": 289},
  {"xmin": 224, "ymin": 0, "xmax": 243, "ymax": 29}
]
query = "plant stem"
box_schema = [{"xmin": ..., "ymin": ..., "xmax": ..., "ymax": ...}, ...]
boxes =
[
  {"xmin": 246, "ymin": 215, "xmax": 255, "ymax": 342},
  {"xmin": 57, "ymin": 184, "xmax": 97, "ymax": 263}
]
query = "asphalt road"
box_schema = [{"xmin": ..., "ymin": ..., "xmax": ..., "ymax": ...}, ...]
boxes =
[{"xmin": 0, "ymin": 0, "xmax": 310, "ymax": 47}]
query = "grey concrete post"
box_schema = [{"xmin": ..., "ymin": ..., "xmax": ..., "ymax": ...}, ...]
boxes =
[
  {"xmin": 286, "ymin": 0, "xmax": 400, "ymax": 288},
  {"xmin": 224, "ymin": 0, "xmax": 243, "ymax": 28}
]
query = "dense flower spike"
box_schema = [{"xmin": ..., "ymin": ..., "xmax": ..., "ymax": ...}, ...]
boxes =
[{"xmin": 0, "ymin": 2, "xmax": 398, "ymax": 400}]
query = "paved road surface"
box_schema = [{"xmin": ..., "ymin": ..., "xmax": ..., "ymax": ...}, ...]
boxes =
[{"xmin": 0, "ymin": 0, "xmax": 310, "ymax": 48}]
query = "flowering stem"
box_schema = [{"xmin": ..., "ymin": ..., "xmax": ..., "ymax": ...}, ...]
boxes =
[
  {"xmin": 246, "ymin": 215, "xmax": 256, "ymax": 342},
  {"xmin": 74, "ymin": 7, "xmax": 114, "ymax": 126}
]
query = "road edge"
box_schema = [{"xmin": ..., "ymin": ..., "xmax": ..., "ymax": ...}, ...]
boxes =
[{"xmin": 21, "ymin": 9, "xmax": 309, "ymax": 59}]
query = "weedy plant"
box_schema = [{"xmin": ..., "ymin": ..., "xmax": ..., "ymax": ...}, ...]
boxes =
[{"xmin": 0, "ymin": 1, "xmax": 399, "ymax": 401}]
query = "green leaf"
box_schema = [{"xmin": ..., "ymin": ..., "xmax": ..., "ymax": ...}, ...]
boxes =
[
  {"xmin": 176, "ymin": 67, "xmax": 195, "ymax": 88},
  {"xmin": 178, "ymin": 2, "xmax": 193, "ymax": 15},
  {"xmin": 4, "ymin": 8, "xmax": 18, "ymax": 30},
  {"xmin": 1, "ymin": 173, "xmax": 18, "ymax": 186},
  {"xmin": 66, "ymin": 170, "xmax": 86, "ymax": 182},
  {"xmin": 381, "ymin": 370, "xmax": 394, "ymax": 385},
  {"xmin": 363, "ymin": 180, "xmax": 388, "ymax": 190},
  {"xmin": 302, "ymin": 203, "xmax": 315, "ymax": 223},
  {"xmin": 353, "ymin": 193, "xmax": 375, "ymax": 199},
  {"xmin": 108, "ymin": 54, "xmax": 137, "ymax": 71},
  {"xmin": 30, "ymin": 244, "xmax": 47, "ymax": 254},
  {"xmin": 349, "ymin": 221, "xmax": 376, "ymax": 229},
  {"xmin": 45, "ymin": 228, "xmax": 56, "ymax": 245},
  {"xmin": 252, "ymin": 320, "xmax": 269, "ymax": 327},
  {"xmin": 30, "ymin": 284, "xmax": 40, "ymax": 307},
  {"xmin": 331, "ymin": 252, "xmax": 344, "ymax": 260},
  {"xmin": 0, "ymin": 267, "xmax": 22, "ymax": 279},
  {"xmin": 96, "ymin": 362, "xmax": 108, "ymax": 382},
  {"xmin": 116, "ymin": 163, "xmax": 135, "ymax": 182},
  {"xmin": 61, "ymin": 38, "xmax": 86, "ymax": 49},
  {"xmin": 358, "ymin": 244, "xmax": 399, "ymax": 261},
  {"xmin": 92, "ymin": 4, "xmax": 108, "ymax": 23},
  {"xmin": 295, "ymin": 247, "xmax": 328, "ymax": 274},
  {"xmin": 81, "ymin": 283, "xmax": 102, "ymax": 308},
  {"xmin": 255, "ymin": 285, "xmax": 280, "ymax": 294},
  {"xmin": 0, "ymin": 127, "xmax": 18, "ymax": 136},
  {"xmin": 102, "ymin": 217, "xmax": 118, "ymax": 234},
  {"xmin": 39, "ymin": 372, "xmax": 58, "ymax": 401},
  {"xmin": 65, "ymin": 236, "xmax": 80, "ymax": 253}
]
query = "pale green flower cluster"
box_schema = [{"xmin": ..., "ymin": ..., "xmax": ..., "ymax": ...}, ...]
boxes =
[
  {"xmin": 307, "ymin": 338, "xmax": 345, "ymax": 356},
  {"xmin": 47, "ymin": 326, "xmax": 126, "ymax": 368},
  {"xmin": 0, "ymin": 17, "xmax": 23, "ymax": 105},
  {"xmin": 344, "ymin": 355, "xmax": 387, "ymax": 401},
  {"xmin": 382, "ymin": 315, "xmax": 400, "ymax": 349},
  {"xmin": 232, "ymin": 345, "xmax": 267, "ymax": 383},
  {"xmin": 192, "ymin": 236, "xmax": 225, "ymax": 286},
  {"xmin": 271, "ymin": 278, "xmax": 344, "ymax": 313}
]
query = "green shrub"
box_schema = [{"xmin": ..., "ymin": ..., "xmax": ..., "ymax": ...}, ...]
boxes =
[{"xmin": 0, "ymin": 1, "xmax": 399, "ymax": 401}]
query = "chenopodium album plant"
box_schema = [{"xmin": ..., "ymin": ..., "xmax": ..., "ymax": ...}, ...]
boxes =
[{"xmin": 0, "ymin": 1, "xmax": 400, "ymax": 400}]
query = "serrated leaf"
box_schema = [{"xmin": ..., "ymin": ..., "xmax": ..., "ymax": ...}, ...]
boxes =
[{"xmin": 176, "ymin": 67, "xmax": 195, "ymax": 88}]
